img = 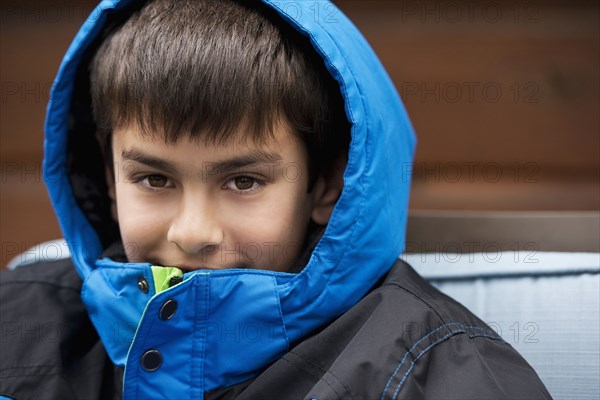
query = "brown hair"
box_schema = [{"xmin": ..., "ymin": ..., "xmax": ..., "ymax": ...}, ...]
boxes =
[{"xmin": 89, "ymin": 0, "xmax": 349, "ymax": 189}]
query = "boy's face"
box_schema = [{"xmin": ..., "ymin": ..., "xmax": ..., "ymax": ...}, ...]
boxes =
[{"xmin": 109, "ymin": 122, "xmax": 331, "ymax": 273}]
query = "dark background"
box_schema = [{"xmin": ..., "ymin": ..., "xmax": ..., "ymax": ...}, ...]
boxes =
[{"xmin": 1, "ymin": 0, "xmax": 599, "ymax": 265}]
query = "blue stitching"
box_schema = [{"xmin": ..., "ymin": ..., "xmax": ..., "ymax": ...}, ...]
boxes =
[
  {"xmin": 132, "ymin": 293, "xmax": 160, "ymax": 400},
  {"xmin": 200, "ymin": 275, "xmax": 209, "ymax": 395},
  {"xmin": 379, "ymin": 324, "xmax": 448, "ymax": 400},
  {"xmin": 468, "ymin": 333, "xmax": 502, "ymax": 341},
  {"xmin": 380, "ymin": 322, "xmax": 499, "ymax": 400},
  {"xmin": 391, "ymin": 331, "xmax": 502, "ymax": 400},
  {"xmin": 188, "ymin": 280, "xmax": 195, "ymax": 399},
  {"xmin": 271, "ymin": 275, "xmax": 290, "ymax": 351},
  {"xmin": 391, "ymin": 331, "xmax": 458, "ymax": 400},
  {"xmin": 189, "ymin": 279, "xmax": 197, "ymax": 399}
]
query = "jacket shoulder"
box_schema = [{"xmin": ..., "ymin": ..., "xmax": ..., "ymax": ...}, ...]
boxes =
[
  {"xmin": 232, "ymin": 259, "xmax": 552, "ymax": 400},
  {"xmin": 0, "ymin": 259, "xmax": 119, "ymax": 400},
  {"xmin": 1, "ymin": 257, "xmax": 82, "ymax": 290},
  {"xmin": 380, "ymin": 261, "xmax": 552, "ymax": 399}
]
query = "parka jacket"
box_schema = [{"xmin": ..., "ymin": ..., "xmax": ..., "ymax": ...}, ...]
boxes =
[
  {"xmin": 1, "ymin": 258, "xmax": 551, "ymax": 399},
  {"xmin": 1, "ymin": 0, "xmax": 551, "ymax": 399}
]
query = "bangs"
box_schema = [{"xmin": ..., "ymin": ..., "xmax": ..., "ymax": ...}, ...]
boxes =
[{"xmin": 90, "ymin": 0, "xmax": 328, "ymax": 147}]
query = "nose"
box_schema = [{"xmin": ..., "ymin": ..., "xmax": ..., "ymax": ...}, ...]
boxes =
[{"xmin": 167, "ymin": 194, "xmax": 223, "ymax": 255}]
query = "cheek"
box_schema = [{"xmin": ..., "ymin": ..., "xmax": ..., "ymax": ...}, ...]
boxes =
[
  {"xmin": 228, "ymin": 185, "xmax": 309, "ymax": 237},
  {"xmin": 114, "ymin": 184, "xmax": 168, "ymax": 260},
  {"xmin": 224, "ymin": 185, "xmax": 311, "ymax": 268}
]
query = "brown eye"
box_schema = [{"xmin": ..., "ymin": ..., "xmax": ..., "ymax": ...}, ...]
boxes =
[
  {"xmin": 147, "ymin": 175, "xmax": 168, "ymax": 187},
  {"xmin": 234, "ymin": 176, "xmax": 255, "ymax": 190}
]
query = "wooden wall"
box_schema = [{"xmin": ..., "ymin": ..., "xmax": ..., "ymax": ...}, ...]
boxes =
[
  {"xmin": 336, "ymin": 0, "xmax": 599, "ymax": 210},
  {"xmin": 1, "ymin": 1, "xmax": 598, "ymax": 266}
]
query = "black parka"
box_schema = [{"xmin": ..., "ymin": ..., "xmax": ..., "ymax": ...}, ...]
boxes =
[{"xmin": 1, "ymin": 258, "xmax": 552, "ymax": 399}]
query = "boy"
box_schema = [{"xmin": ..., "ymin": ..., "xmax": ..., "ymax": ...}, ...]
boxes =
[{"xmin": 0, "ymin": 1, "xmax": 551, "ymax": 399}]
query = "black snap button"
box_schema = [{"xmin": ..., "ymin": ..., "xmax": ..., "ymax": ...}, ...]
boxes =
[
  {"xmin": 137, "ymin": 276, "xmax": 149, "ymax": 293},
  {"xmin": 159, "ymin": 299, "xmax": 178, "ymax": 320},
  {"xmin": 140, "ymin": 349, "xmax": 162, "ymax": 372}
]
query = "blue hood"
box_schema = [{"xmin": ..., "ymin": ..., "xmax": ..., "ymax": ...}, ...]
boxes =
[{"xmin": 43, "ymin": 0, "xmax": 416, "ymax": 397}]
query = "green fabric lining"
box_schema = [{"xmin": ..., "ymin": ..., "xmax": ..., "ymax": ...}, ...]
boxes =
[{"xmin": 151, "ymin": 266, "xmax": 184, "ymax": 293}]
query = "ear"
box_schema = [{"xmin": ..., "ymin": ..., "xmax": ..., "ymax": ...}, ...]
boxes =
[{"xmin": 310, "ymin": 153, "xmax": 346, "ymax": 226}]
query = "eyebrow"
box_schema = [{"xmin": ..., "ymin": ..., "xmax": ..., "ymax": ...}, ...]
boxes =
[{"xmin": 121, "ymin": 148, "xmax": 283, "ymax": 177}]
